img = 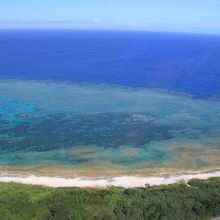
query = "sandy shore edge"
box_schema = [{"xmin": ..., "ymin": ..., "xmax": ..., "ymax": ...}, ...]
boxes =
[{"xmin": 0, "ymin": 170, "xmax": 220, "ymax": 188}]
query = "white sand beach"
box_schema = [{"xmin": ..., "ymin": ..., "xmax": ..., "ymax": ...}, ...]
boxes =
[{"xmin": 0, "ymin": 170, "xmax": 220, "ymax": 188}]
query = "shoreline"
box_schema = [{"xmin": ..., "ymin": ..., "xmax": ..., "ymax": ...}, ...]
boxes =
[{"xmin": 0, "ymin": 169, "xmax": 220, "ymax": 188}]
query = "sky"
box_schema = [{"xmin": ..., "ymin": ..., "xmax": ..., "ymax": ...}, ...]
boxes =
[{"xmin": 0, "ymin": 0, "xmax": 220, "ymax": 34}]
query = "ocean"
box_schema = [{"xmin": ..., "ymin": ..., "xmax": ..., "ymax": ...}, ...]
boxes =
[
  {"xmin": 0, "ymin": 30, "xmax": 220, "ymax": 173},
  {"xmin": 1, "ymin": 30, "xmax": 220, "ymax": 97}
]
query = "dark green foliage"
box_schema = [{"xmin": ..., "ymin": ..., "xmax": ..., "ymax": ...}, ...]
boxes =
[{"xmin": 0, "ymin": 178, "xmax": 220, "ymax": 220}]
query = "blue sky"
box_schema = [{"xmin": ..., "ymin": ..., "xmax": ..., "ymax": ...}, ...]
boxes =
[{"xmin": 0, "ymin": 0, "xmax": 220, "ymax": 34}]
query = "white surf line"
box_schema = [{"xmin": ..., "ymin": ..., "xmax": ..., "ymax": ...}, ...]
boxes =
[{"xmin": 0, "ymin": 170, "xmax": 220, "ymax": 188}]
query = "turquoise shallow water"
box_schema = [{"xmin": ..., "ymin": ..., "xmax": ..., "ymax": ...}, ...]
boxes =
[{"xmin": 0, "ymin": 80, "xmax": 220, "ymax": 170}]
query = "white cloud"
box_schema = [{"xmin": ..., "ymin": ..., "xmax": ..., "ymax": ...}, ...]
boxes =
[
  {"xmin": 123, "ymin": 21, "xmax": 139, "ymax": 26},
  {"xmin": 93, "ymin": 18, "xmax": 101, "ymax": 24}
]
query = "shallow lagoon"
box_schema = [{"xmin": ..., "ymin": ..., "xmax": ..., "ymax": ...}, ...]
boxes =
[{"xmin": 0, "ymin": 80, "xmax": 220, "ymax": 173}]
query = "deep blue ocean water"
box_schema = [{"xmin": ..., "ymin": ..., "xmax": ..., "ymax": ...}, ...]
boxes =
[
  {"xmin": 0, "ymin": 30, "xmax": 220, "ymax": 171},
  {"xmin": 0, "ymin": 30, "xmax": 220, "ymax": 97}
]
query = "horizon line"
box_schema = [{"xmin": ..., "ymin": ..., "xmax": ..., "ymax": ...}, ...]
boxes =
[{"xmin": 0, "ymin": 28, "xmax": 220, "ymax": 37}]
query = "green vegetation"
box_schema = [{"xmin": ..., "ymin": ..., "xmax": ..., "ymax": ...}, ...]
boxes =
[{"xmin": 0, "ymin": 178, "xmax": 220, "ymax": 220}]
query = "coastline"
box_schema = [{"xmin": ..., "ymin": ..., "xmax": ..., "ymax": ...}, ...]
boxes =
[{"xmin": 0, "ymin": 169, "xmax": 220, "ymax": 188}]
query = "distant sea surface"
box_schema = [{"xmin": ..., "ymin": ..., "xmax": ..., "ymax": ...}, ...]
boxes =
[
  {"xmin": 1, "ymin": 30, "xmax": 220, "ymax": 97},
  {"xmin": 0, "ymin": 30, "xmax": 220, "ymax": 174}
]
